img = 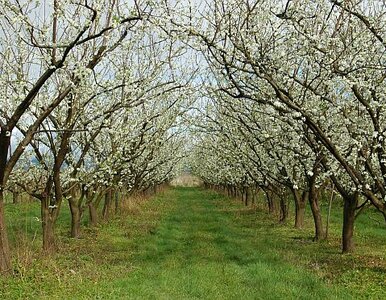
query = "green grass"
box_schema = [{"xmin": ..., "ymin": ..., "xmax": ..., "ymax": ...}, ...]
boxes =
[
  {"xmin": 1, "ymin": 187, "xmax": 385, "ymax": 299},
  {"xmin": 99, "ymin": 187, "xmax": 349, "ymax": 300}
]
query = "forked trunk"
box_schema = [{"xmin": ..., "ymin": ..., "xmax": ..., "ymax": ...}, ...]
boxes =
[
  {"xmin": 342, "ymin": 193, "xmax": 358, "ymax": 253},
  {"xmin": 266, "ymin": 190, "xmax": 277, "ymax": 215},
  {"xmin": 293, "ymin": 189, "xmax": 308, "ymax": 229},
  {"xmin": 88, "ymin": 190, "xmax": 104, "ymax": 226}
]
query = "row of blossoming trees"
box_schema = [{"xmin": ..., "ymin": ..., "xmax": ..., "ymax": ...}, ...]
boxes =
[
  {"xmin": 0, "ymin": 0, "xmax": 193, "ymax": 274},
  {"xmin": 1, "ymin": 0, "xmax": 385, "ymax": 274},
  {"xmin": 181, "ymin": 0, "xmax": 386, "ymax": 254}
]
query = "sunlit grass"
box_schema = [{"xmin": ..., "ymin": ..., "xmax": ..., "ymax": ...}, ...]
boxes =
[{"xmin": 1, "ymin": 187, "xmax": 385, "ymax": 299}]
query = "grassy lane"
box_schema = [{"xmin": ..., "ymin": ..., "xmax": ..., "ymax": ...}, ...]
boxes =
[
  {"xmin": 101, "ymin": 187, "xmax": 350, "ymax": 299},
  {"xmin": 1, "ymin": 187, "xmax": 354, "ymax": 299}
]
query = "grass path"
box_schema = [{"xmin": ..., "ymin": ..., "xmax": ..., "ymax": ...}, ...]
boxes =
[
  {"xmin": 101, "ymin": 187, "xmax": 350, "ymax": 299},
  {"xmin": 1, "ymin": 187, "xmax": 354, "ymax": 299}
]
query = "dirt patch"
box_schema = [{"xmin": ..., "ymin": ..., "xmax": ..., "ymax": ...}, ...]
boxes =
[{"xmin": 170, "ymin": 174, "xmax": 203, "ymax": 187}]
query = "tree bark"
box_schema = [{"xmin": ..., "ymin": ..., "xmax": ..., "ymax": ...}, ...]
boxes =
[
  {"xmin": 251, "ymin": 188, "xmax": 256, "ymax": 205},
  {"xmin": 69, "ymin": 197, "xmax": 81, "ymax": 238},
  {"xmin": 102, "ymin": 189, "xmax": 113, "ymax": 220},
  {"xmin": 41, "ymin": 197, "xmax": 56, "ymax": 252},
  {"xmin": 244, "ymin": 188, "xmax": 249, "ymax": 206},
  {"xmin": 0, "ymin": 194, "xmax": 12, "ymax": 274},
  {"xmin": 0, "ymin": 129, "xmax": 12, "ymax": 274},
  {"xmin": 88, "ymin": 202, "xmax": 98, "ymax": 226},
  {"xmin": 325, "ymin": 188, "xmax": 335, "ymax": 239},
  {"xmin": 342, "ymin": 193, "xmax": 358, "ymax": 253},
  {"xmin": 265, "ymin": 189, "xmax": 277, "ymax": 215},
  {"xmin": 293, "ymin": 189, "xmax": 308, "ymax": 229},
  {"xmin": 114, "ymin": 190, "xmax": 119, "ymax": 214},
  {"xmin": 308, "ymin": 183, "xmax": 324, "ymax": 241},
  {"xmin": 279, "ymin": 194, "xmax": 288, "ymax": 223},
  {"xmin": 12, "ymin": 191, "xmax": 20, "ymax": 204}
]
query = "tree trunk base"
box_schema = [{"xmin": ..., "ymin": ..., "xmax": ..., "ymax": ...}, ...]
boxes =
[
  {"xmin": 0, "ymin": 200, "xmax": 12, "ymax": 274},
  {"xmin": 342, "ymin": 193, "xmax": 358, "ymax": 253}
]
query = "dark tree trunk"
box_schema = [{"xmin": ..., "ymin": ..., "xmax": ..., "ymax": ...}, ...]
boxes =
[
  {"xmin": 342, "ymin": 193, "xmax": 358, "ymax": 253},
  {"xmin": 0, "ymin": 194, "xmax": 11, "ymax": 274},
  {"xmin": 0, "ymin": 130, "xmax": 12, "ymax": 274},
  {"xmin": 12, "ymin": 191, "xmax": 20, "ymax": 204},
  {"xmin": 308, "ymin": 184, "xmax": 324, "ymax": 241},
  {"xmin": 279, "ymin": 194, "xmax": 288, "ymax": 223},
  {"xmin": 266, "ymin": 190, "xmax": 277, "ymax": 215},
  {"xmin": 238, "ymin": 187, "xmax": 243, "ymax": 200},
  {"xmin": 293, "ymin": 189, "xmax": 308, "ymax": 229},
  {"xmin": 102, "ymin": 189, "xmax": 113, "ymax": 220}
]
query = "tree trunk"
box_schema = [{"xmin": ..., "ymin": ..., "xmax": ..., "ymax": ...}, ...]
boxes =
[
  {"xmin": 102, "ymin": 189, "xmax": 112, "ymax": 220},
  {"xmin": 238, "ymin": 188, "xmax": 241, "ymax": 199},
  {"xmin": 308, "ymin": 185, "xmax": 324, "ymax": 241},
  {"xmin": 0, "ymin": 194, "xmax": 11, "ymax": 274},
  {"xmin": 114, "ymin": 190, "xmax": 119, "ymax": 214},
  {"xmin": 265, "ymin": 190, "xmax": 277, "ymax": 215},
  {"xmin": 342, "ymin": 193, "xmax": 358, "ymax": 253},
  {"xmin": 88, "ymin": 202, "xmax": 98, "ymax": 226},
  {"xmin": 0, "ymin": 130, "xmax": 12, "ymax": 274},
  {"xmin": 293, "ymin": 189, "xmax": 307, "ymax": 229},
  {"xmin": 41, "ymin": 198, "xmax": 56, "ymax": 252},
  {"xmin": 12, "ymin": 191, "xmax": 20, "ymax": 204},
  {"xmin": 69, "ymin": 197, "xmax": 81, "ymax": 238},
  {"xmin": 251, "ymin": 188, "xmax": 256, "ymax": 205},
  {"xmin": 279, "ymin": 195, "xmax": 288, "ymax": 223},
  {"xmin": 325, "ymin": 189, "xmax": 335, "ymax": 239}
]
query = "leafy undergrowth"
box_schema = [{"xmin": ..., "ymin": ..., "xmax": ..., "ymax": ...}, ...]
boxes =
[{"xmin": 1, "ymin": 187, "xmax": 384, "ymax": 299}]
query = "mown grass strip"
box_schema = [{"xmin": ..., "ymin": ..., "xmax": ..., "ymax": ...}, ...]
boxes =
[
  {"xmin": 2, "ymin": 187, "xmax": 374, "ymax": 299},
  {"xmin": 102, "ymin": 187, "xmax": 351, "ymax": 299}
]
